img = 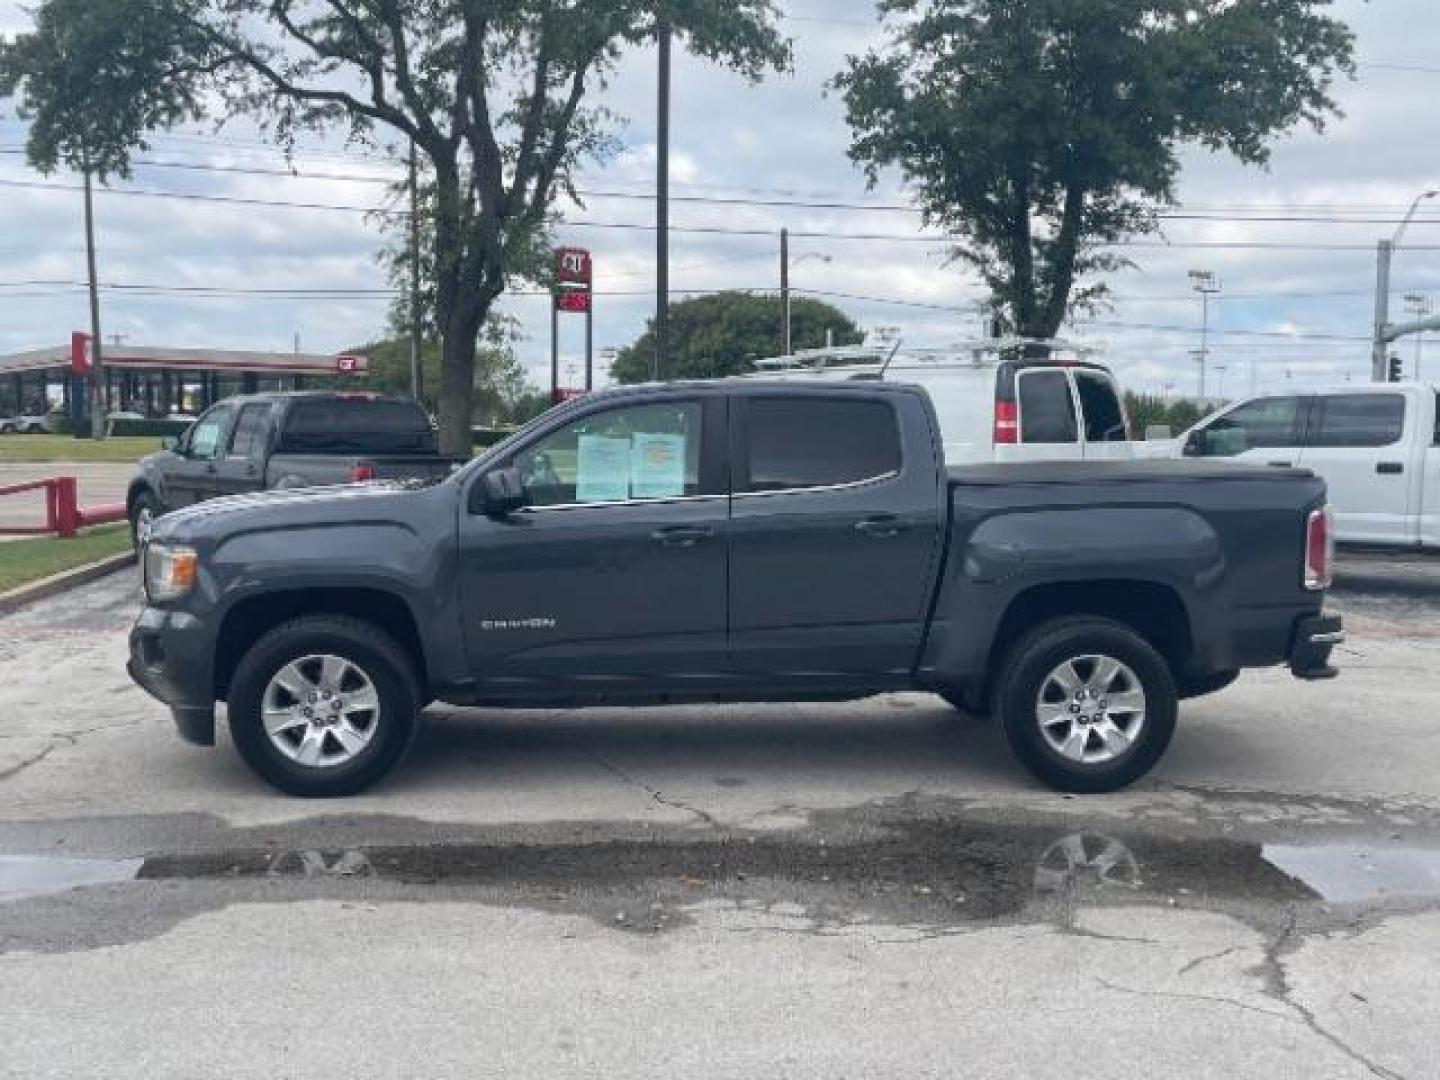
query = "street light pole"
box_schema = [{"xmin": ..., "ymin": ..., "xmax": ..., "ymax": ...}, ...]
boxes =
[
  {"xmin": 1373, "ymin": 189, "xmax": 1439, "ymax": 382},
  {"xmin": 653, "ymin": 14, "xmax": 672, "ymax": 383},
  {"xmin": 1188, "ymin": 269, "xmax": 1221, "ymax": 401}
]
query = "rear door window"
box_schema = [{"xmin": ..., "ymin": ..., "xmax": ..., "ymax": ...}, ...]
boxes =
[
  {"xmin": 1196, "ymin": 396, "xmax": 1303, "ymax": 456},
  {"xmin": 1308, "ymin": 393, "xmax": 1406, "ymax": 449},
  {"xmin": 743, "ymin": 397, "xmax": 901, "ymax": 492},
  {"xmin": 1074, "ymin": 371, "xmax": 1128, "ymax": 442},
  {"xmin": 1018, "ymin": 370, "xmax": 1078, "ymax": 444},
  {"xmin": 228, "ymin": 403, "xmax": 273, "ymax": 459}
]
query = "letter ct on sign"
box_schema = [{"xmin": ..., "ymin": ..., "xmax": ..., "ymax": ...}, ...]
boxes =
[{"xmin": 551, "ymin": 247, "xmax": 594, "ymax": 401}]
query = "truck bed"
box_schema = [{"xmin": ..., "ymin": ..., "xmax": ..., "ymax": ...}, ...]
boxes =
[{"xmin": 947, "ymin": 459, "xmax": 1315, "ymax": 486}]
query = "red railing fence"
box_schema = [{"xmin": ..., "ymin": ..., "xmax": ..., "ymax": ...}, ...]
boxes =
[{"xmin": 0, "ymin": 477, "xmax": 127, "ymax": 538}]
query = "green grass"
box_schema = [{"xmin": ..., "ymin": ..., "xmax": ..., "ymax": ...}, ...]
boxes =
[
  {"xmin": 0, "ymin": 524, "xmax": 133, "ymax": 594},
  {"xmin": 0, "ymin": 434, "xmax": 163, "ymax": 464}
]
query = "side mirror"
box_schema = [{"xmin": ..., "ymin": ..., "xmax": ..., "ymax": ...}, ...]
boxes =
[
  {"xmin": 1182, "ymin": 431, "xmax": 1203, "ymax": 457},
  {"xmin": 477, "ymin": 466, "xmax": 526, "ymax": 516}
]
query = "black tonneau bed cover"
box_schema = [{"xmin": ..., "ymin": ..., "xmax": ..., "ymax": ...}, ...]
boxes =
[{"xmin": 947, "ymin": 460, "xmax": 1315, "ymax": 487}]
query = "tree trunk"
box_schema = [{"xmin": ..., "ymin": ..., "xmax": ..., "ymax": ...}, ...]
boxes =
[{"xmin": 436, "ymin": 329, "xmax": 477, "ymax": 458}]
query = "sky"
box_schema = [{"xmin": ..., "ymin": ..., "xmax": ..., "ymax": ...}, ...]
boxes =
[{"xmin": 3, "ymin": 0, "xmax": 1440, "ymax": 400}]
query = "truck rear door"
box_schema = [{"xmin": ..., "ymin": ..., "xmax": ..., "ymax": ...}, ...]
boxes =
[
  {"xmin": 1073, "ymin": 369, "xmax": 1133, "ymax": 460},
  {"xmin": 726, "ymin": 389, "xmax": 944, "ymax": 684},
  {"xmin": 1297, "ymin": 390, "xmax": 1420, "ymax": 546},
  {"xmin": 1424, "ymin": 391, "xmax": 1440, "ymax": 549}
]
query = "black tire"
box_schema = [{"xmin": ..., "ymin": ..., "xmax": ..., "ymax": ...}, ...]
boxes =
[
  {"xmin": 129, "ymin": 489, "xmax": 160, "ymax": 551},
  {"xmin": 993, "ymin": 616, "xmax": 1177, "ymax": 794},
  {"xmin": 227, "ymin": 615, "xmax": 420, "ymax": 797}
]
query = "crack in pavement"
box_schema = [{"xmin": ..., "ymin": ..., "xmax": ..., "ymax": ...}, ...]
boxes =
[
  {"xmin": 1249, "ymin": 909, "xmax": 1409, "ymax": 1080},
  {"xmin": 573, "ymin": 743, "xmax": 723, "ymax": 830},
  {"xmin": 0, "ymin": 743, "xmax": 55, "ymax": 783},
  {"xmin": 1093, "ymin": 974, "xmax": 1294, "ymax": 1024},
  {"xmin": 1178, "ymin": 944, "xmax": 1241, "ymax": 976}
]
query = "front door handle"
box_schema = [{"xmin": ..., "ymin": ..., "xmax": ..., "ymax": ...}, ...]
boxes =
[
  {"xmin": 651, "ymin": 525, "xmax": 714, "ymax": 548},
  {"xmin": 1267, "ymin": 460, "xmax": 1292, "ymax": 468},
  {"xmin": 1377, "ymin": 462, "xmax": 1404, "ymax": 475},
  {"xmin": 854, "ymin": 515, "xmax": 908, "ymax": 539}
]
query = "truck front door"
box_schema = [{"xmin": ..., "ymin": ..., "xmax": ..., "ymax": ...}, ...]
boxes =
[
  {"xmin": 165, "ymin": 403, "xmax": 235, "ymax": 508},
  {"xmin": 457, "ymin": 394, "xmax": 729, "ymax": 694}
]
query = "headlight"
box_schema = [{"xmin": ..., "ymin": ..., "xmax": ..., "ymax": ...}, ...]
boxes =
[{"xmin": 144, "ymin": 544, "xmax": 198, "ymax": 601}]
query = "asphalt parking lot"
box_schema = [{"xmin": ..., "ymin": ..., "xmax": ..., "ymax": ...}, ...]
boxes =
[{"xmin": 1, "ymin": 557, "xmax": 1438, "ymax": 1079}]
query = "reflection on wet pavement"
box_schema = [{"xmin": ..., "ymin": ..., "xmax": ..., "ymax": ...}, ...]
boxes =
[
  {"xmin": 0, "ymin": 855, "xmax": 143, "ymax": 902},
  {"xmin": 1264, "ymin": 843, "xmax": 1440, "ymax": 903}
]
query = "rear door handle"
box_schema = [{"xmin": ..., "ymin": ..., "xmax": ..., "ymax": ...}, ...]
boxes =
[
  {"xmin": 651, "ymin": 525, "xmax": 714, "ymax": 548},
  {"xmin": 1377, "ymin": 462, "xmax": 1404, "ymax": 475},
  {"xmin": 1267, "ymin": 460, "xmax": 1292, "ymax": 468},
  {"xmin": 854, "ymin": 515, "xmax": 908, "ymax": 539}
]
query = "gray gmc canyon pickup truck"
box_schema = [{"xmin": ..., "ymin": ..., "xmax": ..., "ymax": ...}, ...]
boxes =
[
  {"xmin": 126, "ymin": 391, "xmax": 463, "ymax": 547},
  {"xmin": 129, "ymin": 380, "xmax": 1342, "ymax": 796}
]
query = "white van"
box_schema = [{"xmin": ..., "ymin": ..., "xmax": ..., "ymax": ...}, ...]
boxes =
[
  {"xmin": 750, "ymin": 341, "xmax": 1133, "ymax": 465},
  {"xmin": 1174, "ymin": 383, "xmax": 1440, "ymax": 548}
]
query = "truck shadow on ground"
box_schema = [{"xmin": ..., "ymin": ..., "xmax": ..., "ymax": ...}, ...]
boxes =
[{"xmin": 392, "ymin": 698, "xmax": 1042, "ymax": 795}]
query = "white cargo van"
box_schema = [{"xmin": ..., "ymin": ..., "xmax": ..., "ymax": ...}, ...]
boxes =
[
  {"xmin": 1174, "ymin": 383, "xmax": 1440, "ymax": 548},
  {"xmin": 750, "ymin": 340, "xmax": 1133, "ymax": 465}
]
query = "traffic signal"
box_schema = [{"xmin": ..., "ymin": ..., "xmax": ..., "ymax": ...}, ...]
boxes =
[{"xmin": 1388, "ymin": 354, "xmax": 1404, "ymax": 383}]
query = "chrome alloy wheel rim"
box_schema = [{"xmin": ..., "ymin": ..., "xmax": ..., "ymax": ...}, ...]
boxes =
[
  {"xmin": 1035, "ymin": 654, "xmax": 1146, "ymax": 765},
  {"xmin": 262, "ymin": 654, "xmax": 381, "ymax": 768}
]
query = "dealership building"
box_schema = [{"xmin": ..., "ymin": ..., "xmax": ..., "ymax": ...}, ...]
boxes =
[{"xmin": 0, "ymin": 334, "xmax": 367, "ymax": 420}]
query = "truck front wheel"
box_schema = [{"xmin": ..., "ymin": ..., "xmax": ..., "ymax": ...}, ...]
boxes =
[
  {"xmin": 993, "ymin": 617, "xmax": 1177, "ymax": 794},
  {"xmin": 227, "ymin": 615, "xmax": 420, "ymax": 796}
]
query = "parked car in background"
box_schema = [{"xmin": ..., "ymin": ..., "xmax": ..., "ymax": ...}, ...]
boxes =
[
  {"xmin": 749, "ymin": 338, "xmax": 1134, "ymax": 464},
  {"xmin": 129, "ymin": 379, "xmax": 1339, "ymax": 798},
  {"xmin": 0, "ymin": 414, "xmax": 53, "ymax": 434},
  {"xmin": 126, "ymin": 391, "xmax": 465, "ymax": 547},
  {"xmin": 1170, "ymin": 383, "xmax": 1439, "ymax": 549}
]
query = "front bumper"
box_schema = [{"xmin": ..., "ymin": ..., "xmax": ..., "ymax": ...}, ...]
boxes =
[
  {"xmin": 1288, "ymin": 612, "xmax": 1344, "ymax": 681},
  {"xmin": 128, "ymin": 605, "xmax": 217, "ymax": 746}
]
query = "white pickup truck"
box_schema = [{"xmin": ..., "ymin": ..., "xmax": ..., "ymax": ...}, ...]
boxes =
[{"xmin": 1171, "ymin": 382, "xmax": 1439, "ymax": 549}]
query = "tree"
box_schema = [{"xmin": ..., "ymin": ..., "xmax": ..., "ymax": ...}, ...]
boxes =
[
  {"xmin": 1123, "ymin": 391, "xmax": 1210, "ymax": 438},
  {"xmin": 2, "ymin": 1, "xmax": 789, "ymax": 455},
  {"xmin": 353, "ymin": 321, "xmax": 532, "ymax": 425},
  {"xmin": 610, "ymin": 291, "xmax": 863, "ymax": 383},
  {"xmin": 834, "ymin": 0, "xmax": 1354, "ymax": 345}
]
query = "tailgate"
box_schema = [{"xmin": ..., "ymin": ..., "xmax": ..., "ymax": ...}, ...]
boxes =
[{"xmin": 363, "ymin": 456, "xmax": 465, "ymax": 481}]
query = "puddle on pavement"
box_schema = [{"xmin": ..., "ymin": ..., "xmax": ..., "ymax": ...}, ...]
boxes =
[
  {"xmin": 1263, "ymin": 843, "xmax": 1440, "ymax": 903},
  {"xmin": 0, "ymin": 855, "xmax": 143, "ymax": 903}
]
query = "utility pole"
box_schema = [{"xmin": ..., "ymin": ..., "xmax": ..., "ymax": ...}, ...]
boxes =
[
  {"xmin": 1405, "ymin": 293, "xmax": 1431, "ymax": 380},
  {"xmin": 653, "ymin": 13, "xmax": 671, "ymax": 382},
  {"xmin": 1188, "ymin": 269, "xmax": 1220, "ymax": 401},
  {"xmin": 82, "ymin": 163, "xmax": 106, "ymax": 441},
  {"xmin": 780, "ymin": 227, "xmax": 790, "ymax": 356},
  {"xmin": 408, "ymin": 139, "xmax": 423, "ymax": 402}
]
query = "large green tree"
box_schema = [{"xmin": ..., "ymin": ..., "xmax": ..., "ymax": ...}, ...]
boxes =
[
  {"xmin": 610, "ymin": 291, "xmax": 863, "ymax": 383},
  {"xmin": 834, "ymin": 0, "xmax": 1354, "ymax": 344},
  {"xmin": 1, "ymin": 1, "xmax": 789, "ymax": 454}
]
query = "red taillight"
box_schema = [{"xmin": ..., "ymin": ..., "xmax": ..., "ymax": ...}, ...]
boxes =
[
  {"xmin": 1304, "ymin": 506, "xmax": 1334, "ymax": 591},
  {"xmin": 994, "ymin": 400, "xmax": 1019, "ymax": 445},
  {"xmin": 349, "ymin": 463, "xmax": 376, "ymax": 483}
]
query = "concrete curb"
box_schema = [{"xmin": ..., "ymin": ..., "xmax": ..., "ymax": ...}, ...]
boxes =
[{"xmin": 0, "ymin": 550, "xmax": 136, "ymax": 617}]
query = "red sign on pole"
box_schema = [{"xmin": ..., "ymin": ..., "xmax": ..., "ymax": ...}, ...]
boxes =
[
  {"xmin": 555, "ymin": 290, "xmax": 591, "ymax": 314},
  {"xmin": 334, "ymin": 354, "xmax": 365, "ymax": 375},
  {"xmin": 555, "ymin": 247, "xmax": 592, "ymax": 287},
  {"xmin": 70, "ymin": 331, "xmax": 93, "ymax": 375}
]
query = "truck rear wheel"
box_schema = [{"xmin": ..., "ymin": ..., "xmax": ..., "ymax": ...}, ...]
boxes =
[
  {"xmin": 993, "ymin": 616, "xmax": 1177, "ymax": 793},
  {"xmin": 227, "ymin": 615, "xmax": 419, "ymax": 796}
]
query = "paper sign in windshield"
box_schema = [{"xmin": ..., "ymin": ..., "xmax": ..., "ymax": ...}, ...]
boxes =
[
  {"xmin": 630, "ymin": 433, "xmax": 686, "ymax": 499},
  {"xmin": 576, "ymin": 435, "xmax": 631, "ymax": 502}
]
